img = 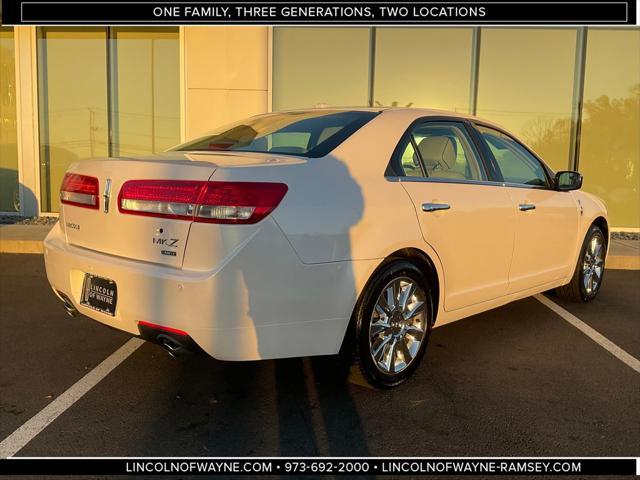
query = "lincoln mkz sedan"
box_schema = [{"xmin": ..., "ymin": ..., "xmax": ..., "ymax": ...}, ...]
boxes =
[{"xmin": 44, "ymin": 108, "xmax": 608, "ymax": 388}]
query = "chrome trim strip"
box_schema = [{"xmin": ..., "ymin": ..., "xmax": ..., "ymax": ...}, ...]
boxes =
[
  {"xmin": 386, "ymin": 175, "xmax": 557, "ymax": 191},
  {"xmin": 103, "ymin": 178, "xmax": 112, "ymax": 213},
  {"xmin": 386, "ymin": 176, "xmax": 504, "ymax": 187}
]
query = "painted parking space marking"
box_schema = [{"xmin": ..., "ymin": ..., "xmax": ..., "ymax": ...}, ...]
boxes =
[
  {"xmin": 0, "ymin": 338, "xmax": 144, "ymax": 458},
  {"xmin": 535, "ymin": 294, "xmax": 640, "ymax": 374}
]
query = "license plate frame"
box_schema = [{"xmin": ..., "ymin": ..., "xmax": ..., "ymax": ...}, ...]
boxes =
[{"xmin": 80, "ymin": 274, "xmax": 118, "ymax": 316}]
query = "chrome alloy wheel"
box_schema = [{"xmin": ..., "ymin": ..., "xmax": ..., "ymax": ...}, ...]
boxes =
[
  {"xmin": 583, "ymin": 234, "xmax": 605, "ymax": 295},
  {"xmin": 369, "ymin": 277, "xmax": 427, "ymax": 375}
]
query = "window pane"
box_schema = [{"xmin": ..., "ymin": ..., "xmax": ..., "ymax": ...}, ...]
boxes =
[
  {"xmin": 0, "ymin": 27, "xmax": 19, "ymax": 212},
  {"xmin": 578, "ymin": 29, "xmax": 640, "ymax": 228},
  {"xmin": 374, "ymin": 28, "xmax": 473, "ymax": 112},
  {"xmin": 413, "ymin": 123, "xmax": 484, "ymax": 181},
  {"xmin": 476, "ymin": 29, "xmax": 577, "ymax": 172},
  {"xmin": 110, "ymin": 28, "xmax": 180, "ymax": 157},
  {"xmin": 398, "ymin": 141, "xmax": 423, "ymax": 177},
  {"xmin": 478, "ymin": 125, "xmax": 548, "ymax": 187},
  {"xmin": 273, "ymin": 28, "xmax": 370, "ymax": 110},
  {"xmin": 38, "ymin": 28, "xmax": 109, "ymax": 213},
  {"xmin": 37, "ymin": 28, "xmax": 181, "ymax": 213}
]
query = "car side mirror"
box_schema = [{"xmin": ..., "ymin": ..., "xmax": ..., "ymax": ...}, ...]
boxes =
[{"xmin": 555, "ymin": 171, "xmax": 583, "ymax": 191}]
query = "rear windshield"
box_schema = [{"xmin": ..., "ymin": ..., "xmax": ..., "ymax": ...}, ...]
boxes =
[{"xmin": 173, "ymin": 110, "xmax": 379, "ymax": 158}]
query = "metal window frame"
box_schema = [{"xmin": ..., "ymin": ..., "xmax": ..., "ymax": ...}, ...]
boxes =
[{"xmin": 569, "ymin": 27, "xmax": 588, "ymax": 171}]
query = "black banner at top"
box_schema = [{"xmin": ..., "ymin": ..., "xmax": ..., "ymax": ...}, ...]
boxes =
[{"xmin": 0, "ymin": 0, "xmax": 637, "ymax": 25}]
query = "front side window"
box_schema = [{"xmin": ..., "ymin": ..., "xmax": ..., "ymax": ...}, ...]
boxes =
[
  {"xmin": 477, "ymin": 125, "xmax": 550, "ymax": 187},
  {"xmin": 397, "ymin": 122, "xmax": 485, "ymax": 181},
  {"xmin": 175, "ymin": 110, "xmax": 377, "ymax": 158}
]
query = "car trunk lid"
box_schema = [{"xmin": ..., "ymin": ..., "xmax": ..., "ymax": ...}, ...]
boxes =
[{"xmin": 60, "ymin": 154, "xmax": 216, "ymax": 268}]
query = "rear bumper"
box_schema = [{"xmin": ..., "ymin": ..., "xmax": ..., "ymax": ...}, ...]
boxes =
[{"xmin": 44, "ymin": 221, "xmax": 373, "ymax": 361}]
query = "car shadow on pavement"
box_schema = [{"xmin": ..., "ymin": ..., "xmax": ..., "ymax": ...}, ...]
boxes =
[
  {"xmin": 130, "ymin": 347, "xmax": 370, "ymax": 457},
  {"xmin": 149, "ymin": 153, "xmax": 371, "ymax": 456},
  {"xmin": 275, "ymin": 355, "xmax": 370, "ymax": 456}
]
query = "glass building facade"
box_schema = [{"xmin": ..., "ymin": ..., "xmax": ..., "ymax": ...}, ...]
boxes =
[
  {"xmin": 36, "ymin": 27, "xmax": 180, "ymax": 212},
  {"xmin": 1, "ymin": 26, "xmax": 638, "ymax": 229},
  {"xmin": 579, "ymin": 29, "xmax": 640, "ymax": 229},
  {"xmin": 0, "ymin": 27, "xmax": 19, "ymax": 212},
  {"xmin": 273, "ymin": 27, "xmax": 640, "ymax": 229}
]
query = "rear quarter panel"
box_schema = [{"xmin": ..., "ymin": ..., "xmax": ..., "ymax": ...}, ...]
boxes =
[
  {"xmin": 269, "ymin": 109, "xmax": 429, "ymax": 264},
  {"xmin": 206, "ymin": 111, "xmax": 447, "ymax": 330}
]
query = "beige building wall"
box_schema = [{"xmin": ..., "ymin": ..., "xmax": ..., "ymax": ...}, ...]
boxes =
[
  {"xmin": 14, "ymin": 27, "xmax": 40, "ymax": 217},
  {"xmin": 182, "ymin": 27, "xmax": 269, "ymax": 140}
]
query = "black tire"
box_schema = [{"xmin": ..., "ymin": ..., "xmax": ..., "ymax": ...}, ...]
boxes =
[
  {"xmin": 555, "ymin": 224, "xmax": 607, "ymax": 302},
  {"xmin": 353, "ymin": 260, "xmax": 434, "ymax": 389}
]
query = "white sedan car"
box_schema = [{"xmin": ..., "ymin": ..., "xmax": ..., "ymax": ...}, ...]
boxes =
[{"xmin": 44, "ymin": 108, "xmax": 608, "ymax": 388}]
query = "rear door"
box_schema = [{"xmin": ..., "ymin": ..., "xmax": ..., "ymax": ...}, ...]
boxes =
[
  {"xmin": 474, "ymin": 125, "xmax": 579, "ymax": 293},
  {"xmin": 396, "ymin": 120, "xmax": 516, "ymax": 311},
  {"xmin": 60, "ymin": 156, "xmax": 216, "ymax": 268}
]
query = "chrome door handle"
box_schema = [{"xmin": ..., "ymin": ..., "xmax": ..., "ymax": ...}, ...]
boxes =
[
  {"xmin": 519, "ymin": 203, "xmax": 536, "ymax": 211},
  {"xmin": 422, "ymin": 203, "xmax": 451, "ymax": 212}
]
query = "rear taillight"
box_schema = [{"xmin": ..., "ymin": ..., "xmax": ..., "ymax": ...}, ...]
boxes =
[
  {"xmin": 117, "ymin": 180, "xmax": 203, "ymax": 221},
  {"xmin": 60, "ymin": 173, "xmax": 100, "ymax": 209},
  {"xmin": 196, "ymin": 182, "xmax": 288, "ymax": 224},
  {"xmin": 118, "ymin": 180, "xmax": 288, "ymax": 224}
]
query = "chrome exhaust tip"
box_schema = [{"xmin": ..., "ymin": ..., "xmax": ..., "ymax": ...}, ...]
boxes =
[
  {"xmin": 158, "ymin": 334, "xmax": 189, "ymax": 358},
  {"xmin": 57, "ymin": 291, "xmax": 78, "ymax": 317},
  {"xmin": 62, "ymin": 299, "xmax": 78, "ymax": 317},
  {"xmin": 137, "ymin": 322, "xmax": 197, "ymax": 357}
]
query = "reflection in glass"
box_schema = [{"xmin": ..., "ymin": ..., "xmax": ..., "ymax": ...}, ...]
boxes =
[
  {"xmin": 38, "ymin": 28, "xmax": 109, "ymax": 212},
  {"xmin": 374, "ymin": 28, "xmax": 473, "ymax": 112},
  {"xmin": 110, "ymin": 28, "xmax": 180, "ymax": 157},
  {"xmin": 37, "ymin": 27, "xmax": 180, "ymax": 212},
  {"xmin": 578, "ymin": 29, "xmax": 640, "ymax": 228},
  {"xmin": 0, "ymin": 27, "xmax": 20, "ymax": 212},
  {"xmin": 273, "ymin": 28, "xmax": 371, "ymax": 110},
  {"xmin": 476, "ymin": 29, "xmax": 577, "ymax": 172}
]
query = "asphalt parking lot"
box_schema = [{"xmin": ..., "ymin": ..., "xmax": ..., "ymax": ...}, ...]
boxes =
[{"xmin": 1, "ymin": 253, "xmax": 638, "ymax": 459}]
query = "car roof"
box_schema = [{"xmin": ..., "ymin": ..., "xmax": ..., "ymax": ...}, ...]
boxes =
[{"xmin": 276, "ymin": 106, "xmax": 505, "ymax": 131}]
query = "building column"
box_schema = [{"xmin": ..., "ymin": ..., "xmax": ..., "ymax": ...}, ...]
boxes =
[
  {"xmin": 14, "ymin": 26, "xmax": 40, "ymax": 217},
  {"xmin": 182, "ymin": 26, "xmax": 269, "ymax": 139}
]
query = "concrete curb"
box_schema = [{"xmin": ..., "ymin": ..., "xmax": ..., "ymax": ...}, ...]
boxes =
[
  {"xmin": 0, "ymin": 240, "xmax": 45, "ymax": 254},
  {"xmin": 0, "ymin": 225, "xmax": 52, "ymax": 255},
  {"xmin": 606, "ymin": 255, "xmax": 640, "ymax": 271}
]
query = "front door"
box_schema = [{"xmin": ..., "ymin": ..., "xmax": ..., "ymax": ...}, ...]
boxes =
[{"xmin": 475, "ymin": 125, "xmax": 579, "ymax": 293}]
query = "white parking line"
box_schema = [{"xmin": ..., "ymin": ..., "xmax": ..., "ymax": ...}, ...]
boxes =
[
  {"xmin": 0, "ymin": 338, "xmax": 144, "ymax": 458},
  {"xmin": 534, "ymin": 294, "xmax": 640, "ymax": 374}
]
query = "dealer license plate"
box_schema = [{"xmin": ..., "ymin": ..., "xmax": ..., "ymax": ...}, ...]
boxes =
[{"xmin": 80, "ymin": 274, "xmax": 117, "ymax": 316}]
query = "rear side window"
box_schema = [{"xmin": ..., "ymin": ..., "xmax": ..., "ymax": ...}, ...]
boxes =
[
  {"xmin": 397, "ymin": 122, "xmax": 486, "ymax": 181},
  {"xmin": 174, "ymin": 110, "xmax": 378, "ymax": 158},
  {"xmin": 398, "ymin": 141, "xmax": 424, "ymax": 178},
  {"xmin": 477, "ymin": 125, "xmax": 550, "ymax": 187}
]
